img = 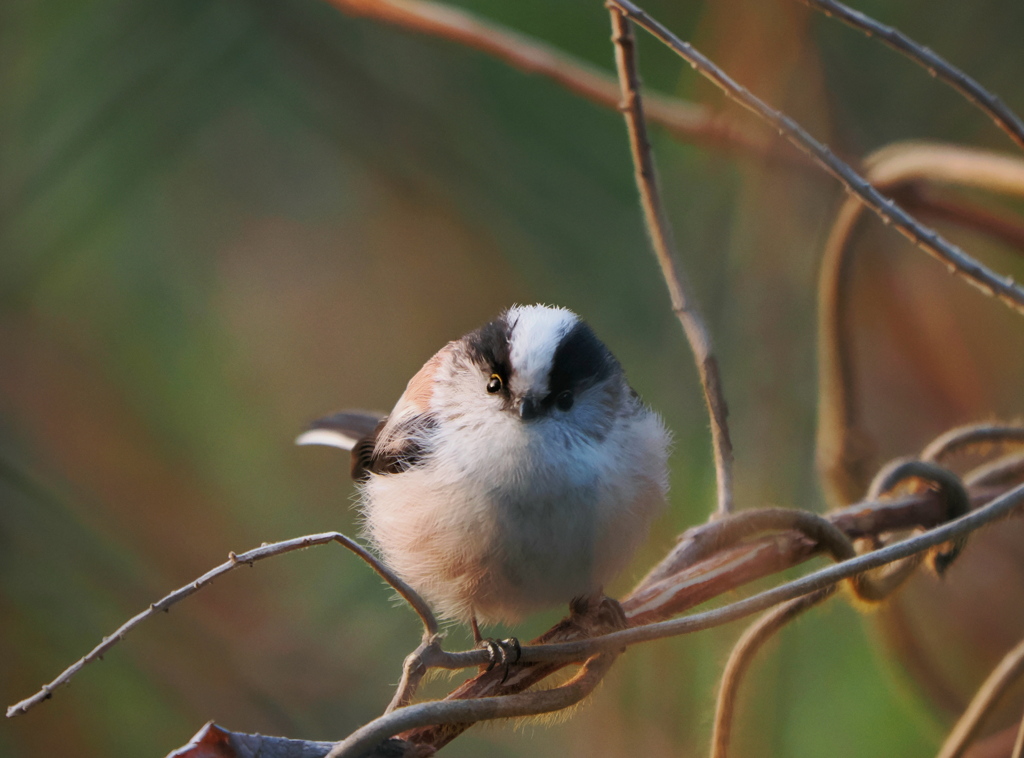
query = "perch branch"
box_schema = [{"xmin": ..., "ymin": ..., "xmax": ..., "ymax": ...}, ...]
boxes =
[
  {"xmin": 801, "ymin": 0, "xmax": 1024, "ymax": 151},
  {"xmin": 523, "ymin": 481, "xmax": 1024, "ymax": 662},
  {"xmin": 6, "ymin": 531, "xmax": 437, "ymax": 718},
  {"xmin": 608, "ymin": 0, "xmax": 1024, "ymax": 319},
  {"xmin": 14, "ymin": 480, "xmax": 1018, "ymax": 724},
  {"xmin": 936, "ymin": 635, "xmax": 1024, "ymax": 758},
  {"xmin": 609, "ymin": 4, "xmax": 734, "ymax": 517},
  {"xmin": 329, "ymin": 482, "xmax": 1024, "ymax": 754},
  {"xmin": 27, "ymin": 473, "xmax": 1024, "ymax": 755},
  {"xmin": 326, "ymin": 651, "xmax": 618, "ymax": 758}
]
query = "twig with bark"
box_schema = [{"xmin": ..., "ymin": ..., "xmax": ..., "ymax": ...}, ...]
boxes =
[{"xmin": 6, "ymin": 532, "xmax": 439, "ymax": 718}]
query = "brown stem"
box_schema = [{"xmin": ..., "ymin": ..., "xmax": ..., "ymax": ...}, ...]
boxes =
[
  {"xmin": 922, "ymin": 423, "xmax": 1024, "ymax": 464},
  {"xmin": 319, "ymin": 0, "xmax": 790, "ymax": 161},
  {"xmin": 608, "ymin": 4, "xmax": 734, "ymax": 517},
  {"xmin": 905, "ymin": 187, "xmax": 1024, "ymax": 253},
  {"xmin": 1013, "ymin": 712, "xmax": 1024, "ymax": 758},
  {"xmin": 965, "ymin": 452, "xmax": 1024, "ymax": 489}
]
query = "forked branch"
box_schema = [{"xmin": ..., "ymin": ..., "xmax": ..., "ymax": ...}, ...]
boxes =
[
  {"xmin": 6, "ymin": 532, "xmax": 438, "ymax": 718},
  {"xmin": 608, "ymin": 0, "xmax": 1024, "ymax": 319}
]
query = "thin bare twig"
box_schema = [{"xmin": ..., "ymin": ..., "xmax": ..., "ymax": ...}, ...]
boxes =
[
  {"xmin": 386, "ymin": 637, "xmax": 442, "ymax": 713},
  {"xmin": 801, "ymin": 0, "xmax": 1024, "ymax": 151},
  {"xmin": 6, "ymin": 531, "xmax": 438, "ymax": 718},
  {"xmin": 608, "ymin": 0, "xmax": 1024, "ymax": 319},
  {"xmin": 608, "ymin": 4, "xmax": 734, "ymax": 517},
  {"xmin": 325, "ymin": 651, "xmax": 619, "ymax": 758},
  {"xmin": 318, "ymin": 0, "xmax": 791, "ymax": 161},
  {"xmin": 936, "ymin": 635, "xmax": 1024, "ymax": 758},
  {"xmin": 711, "ymin": 586, "xmax": 837, "ymax": 758}
]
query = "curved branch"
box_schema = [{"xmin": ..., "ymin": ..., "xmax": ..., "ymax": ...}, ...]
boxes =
[
  {"xmin": 711, "ymin": 586, "xmax": 837, "ymax": 758},
  {"xmin": 668, "ymin": 506, "xmax": 855, "ymax": 566},
  {"xmin": 6, "ymin": 531, "xmax": 437, "ymax": 718},
  {"xmin": 906, "ymin": 187, "xmax": 1024, "ymax": 252},
  {"xmin": 1013, "ymin": 713, "xmax": 1024, "ymax": 758},
  {"xmin": 817, "ymin": 144, "xmax": 1024, "ymax": 505},
  {"xmin": 965, "ymin": 452, "xmax": 1024, "ymax": 490},
  {"xmin": 922, "ymin": 422, "xmax": 1024, "ymax": 465}
]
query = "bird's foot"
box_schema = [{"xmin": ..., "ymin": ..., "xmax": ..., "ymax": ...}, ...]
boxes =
[
  {"xmin": 569, "ymin": 593, "xmax": 628, "ymax": 634},
  {"xmin": 478, "ymin": 637, "xmax": 522, "ymax": 683}
]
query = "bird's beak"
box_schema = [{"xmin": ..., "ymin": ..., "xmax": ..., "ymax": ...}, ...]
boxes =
[{"xmin": 517, "ymin": 394, "xmax": 542, "ymax": 421}]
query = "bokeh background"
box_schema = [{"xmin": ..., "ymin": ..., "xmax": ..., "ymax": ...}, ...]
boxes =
[{"xmin": 4, "ymin": 0, "xmax": 1024, "ymax": 756}]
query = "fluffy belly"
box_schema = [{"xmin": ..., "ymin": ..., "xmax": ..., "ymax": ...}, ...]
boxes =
[{"xmin": 361, "ymin": 469, "xmax": 661, "ymax": 626}]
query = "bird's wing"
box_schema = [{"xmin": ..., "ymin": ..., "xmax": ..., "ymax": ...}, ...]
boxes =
[
  {"xmin": 354, "ymin": 413, "xmax": 437, "ymax": 481},
  {"xmin": 298, "ymin": 409, "xmax": 436, "ymax": 481}
]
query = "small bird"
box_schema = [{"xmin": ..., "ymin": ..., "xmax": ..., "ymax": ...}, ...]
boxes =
[{"xmin": 298, "ymin": 304, "xmax": 670, "ymax": 639}]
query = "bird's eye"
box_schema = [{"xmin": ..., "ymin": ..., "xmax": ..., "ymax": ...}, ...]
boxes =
[
  {"xmin": 486, "ymin": 374, "xmax": 503, "ymax": 394},
  {"xmin": 555, "ymin": 390, "xmax": 574, "ymax": 411}
]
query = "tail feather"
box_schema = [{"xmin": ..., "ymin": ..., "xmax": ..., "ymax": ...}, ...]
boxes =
[{"xmin": 296, "ymin": 410, "xmax": 384, "ymax": 452}]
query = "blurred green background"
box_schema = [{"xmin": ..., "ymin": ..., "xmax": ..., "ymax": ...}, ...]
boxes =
[{"xmin": 4, "ymin": 0, "xmax": 1024, "ymax": 756}]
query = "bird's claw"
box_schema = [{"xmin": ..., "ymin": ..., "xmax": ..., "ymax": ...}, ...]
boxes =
[{"xmin": 480, "ymin": 637, "xmax": 522, "ymax": 683}]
